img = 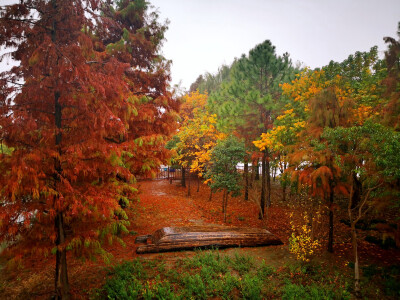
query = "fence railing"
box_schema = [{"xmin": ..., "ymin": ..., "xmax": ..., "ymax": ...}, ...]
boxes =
[{"xmin": 155, "ymin": 167, "xmax": 184, "ymax": 180}]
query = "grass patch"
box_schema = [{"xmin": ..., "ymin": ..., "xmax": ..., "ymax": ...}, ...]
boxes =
[{"xmin": 92, "ymin": 250, "xmax": 361, "ymax": 299}]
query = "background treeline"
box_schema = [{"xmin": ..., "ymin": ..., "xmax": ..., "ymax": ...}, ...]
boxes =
[{"xmin": 169, "ymin": 24, "xmax": 400, "ymax": 295}]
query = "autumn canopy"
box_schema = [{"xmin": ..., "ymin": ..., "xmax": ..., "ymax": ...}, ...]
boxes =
[{"xmin": 0, "ymin": 0, "xmax": 178, "ymax": 297}]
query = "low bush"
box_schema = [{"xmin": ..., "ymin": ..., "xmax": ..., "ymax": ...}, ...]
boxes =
[{"xmin": 94, "ymin": 250, "xmax": 359, "ymax": 300}]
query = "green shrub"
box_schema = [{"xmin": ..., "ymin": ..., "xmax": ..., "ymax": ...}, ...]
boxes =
[
  {"xmin": 183, "ymin": 250, "xmax": 228, "ymax": 274},
  {"xmin": 229, "ymin": 251, "xmax": 254, "ymax": 275},
  {"xmin": 282, "ymin": 283, "xmax": 350, "ymax": 300},
  {"xmin": 240, "ymin": 274, "xmax": 262, "ymax": 300},
  {"xmin": 142, "ymin": 279, "xmax": 178, "ymax": 300},
  {"xmin": 103, "ymin": 275, "xmax": 142, "ymax": 300},
  {"xmin": 257, "ymin": 260, "xmax": 276, "ymax": 279},
  {"xmin": 221, "ymin": 273, "xmax": 239, "ymax": 299},
  {"xmin": 182, "ymin": 273, "xmax": 207, "ymax": 299}
]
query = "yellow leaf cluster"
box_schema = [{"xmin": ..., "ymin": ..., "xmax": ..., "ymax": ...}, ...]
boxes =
[
  {"xmin": 175, "ymin": 93, "xmax": 225, "ymax": 176},
  {"xmin": 288, "ymin": 213, "xmax": 321, "ymax": 262},
  {"xmin": 353, "ymin": 105, "xmax": 375, "ymax": 125}
]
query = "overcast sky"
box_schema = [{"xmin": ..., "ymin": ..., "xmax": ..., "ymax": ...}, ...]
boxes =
[
  {"xmin": 1, "ymin": 0, "xmax": 399, "ymax": 91},
  {"xmin": 151, "ymin": 0, "xmax": 400, "ymax": 90}
]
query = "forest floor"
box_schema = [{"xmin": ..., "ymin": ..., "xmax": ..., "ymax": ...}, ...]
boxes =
[{"xmin": 1, "ymin": 178, "xmax": 400, "ymax": 299}]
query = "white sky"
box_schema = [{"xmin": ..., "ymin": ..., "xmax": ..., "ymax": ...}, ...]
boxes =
[
  {"xmin": 1, "ymin": 0, "xmax": 399, "ymax": 91},
  {"xmin": 151, "ymin": 0, "xmax": 400, "ymax": 90}
]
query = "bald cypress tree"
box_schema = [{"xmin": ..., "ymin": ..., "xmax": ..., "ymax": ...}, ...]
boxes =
[{"xmin": 0, "ymin": 0, "xmax": 177, "ymax": 298}]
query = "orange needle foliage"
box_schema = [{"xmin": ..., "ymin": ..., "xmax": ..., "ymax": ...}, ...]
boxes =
[{"xmin": 0, "ymin": 0, "xmax": 178, "ymax": 297}]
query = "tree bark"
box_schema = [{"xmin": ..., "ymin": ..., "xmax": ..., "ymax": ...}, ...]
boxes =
[
  {"xmin": 181, "ymin": 167, "xmax": 186, "ymax": 187},
  {"xmin": 266, "ymin": 149, "xmax": 271, "ymax": 208},
  {"xmin": 280, "ymin": 160, "xmax": 287, "ymax": 201},
  {"xmin": 259, "ymin": 152, "xmax": 266, "ymax": 219},
  {"xmin": 349, "ymin": 172, "xmax": 362, "ymax": 297},
  {"xmin": 187, "ymin": 171, "xmax": 191, "ymax": 197},
  {"xmin": 52, "ymin": 4, "xmax": 69, "ymax": 293},
  {"xmin": 54, "ymin": 89, "xmax": 69, "ymax": 299},
  {"xmin": 250, "ymin": 159, "xmax": 256, "ymax": 187},
  {"xmin": 328, "ymin": 186, "xmax": 334, "ymax": 253},
  {"xmin": 282, "ymin": 183, "xmax": 287, "ymax": 202},
  {"xmin": 55, "ymin": 212, "xmax": 69, "ymax": 299},
  {"xmin": 255, "ymin": 159, "xmax": 260, "ymax": 181},
  {"xmin": 225, "ymin": 193, "xmax": 229, "ymax": 222},
  {"xmin": 350, "ymin": 223, "xmax": 361, "ymax": 297},
  {"xmin": 272, "ymin": 165, "xmax": 277, "ymax": 182},
  {"xmin": 244, "ymin": 159, "xmax": 249, "ymax": 201},
  {"xmin": 222, "ymin": 189, "xmax": 227, "ymax": 222}
]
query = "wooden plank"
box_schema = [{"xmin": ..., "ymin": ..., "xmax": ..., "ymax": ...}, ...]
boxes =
[{"xmin": 136, "ymin": 225, "xmax": 283, "ymax": 254}]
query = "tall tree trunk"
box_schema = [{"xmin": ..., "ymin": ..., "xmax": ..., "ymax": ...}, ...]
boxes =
[
  {"xmin": 224, "ymin": 193, "xmax": 229, "ymax": 223},
  {"xmin": 280, "ymin": 161, "xmax": 287, "ymax": 202},
  {"xmin": 222, "ymin": 189, "xmax": 226, "ymax": 220},
  {"xmin": 350, "ymin": 223, "xmax": 361, "ymax": 297},
  {"xmin": 255, "ymin": 159, "xmax": 260, "ymax": 181},
  {"xmin": 197, "ymin": 174, "xmax": 200, "ymax": 192},
  {"xmin": 244, "ymin": 159, "xmax": 249, "ymax": 201},
  {"xmin": 266, "ymin": 149, "xmax": 271, "ymax": 208},
  {"xmin": 328, "ymin": 186, "xmax": 334, "ymax": 253},
  {"xmin": 349, "ymin": 172, "xmax": 362, "ymax": 297},
  {"xmin": 259, "ymin": 152, "xmax": 266, "ymax": 219},
  {"xmin": 181, "ymin": 167, "xmax": 186, "ymax": 187},
  {"xmin": 54, "ymin": 90, "xmax": 69, "ymax": 299},
  {"xmin": 52, "ymin": 5, "xmax": 70, "ymax": 293},
  {"xmin": 209, "ymin": 188, "xmax": 213, "ymax": 201},
  {"xmin": 187, "ymin": 171, "xmax": 191, "ymax": 197},
  {"xmin": 250, "ymin": 159, "xmax": 257, "ymax": 187},
  {"xmin": 272, "ymin": 165, "xmax": 277, "ymax": 182},
  {"xmin": 55, "ymin": 212, "xmax": 69, "ymax": 299},
  {"xmin": 282, "ymin": 182, "xmax": 287, "ymax": 202}
]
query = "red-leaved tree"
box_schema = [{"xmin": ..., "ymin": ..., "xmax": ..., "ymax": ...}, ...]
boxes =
[{"xmin": 0, "ymin": 0, "xmax": 178, "ymax": 298}]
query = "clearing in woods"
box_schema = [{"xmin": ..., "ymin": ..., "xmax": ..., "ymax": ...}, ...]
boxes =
[{"xmin": 1, "ymin": 179, "xmax": 399, "ymax": 299}]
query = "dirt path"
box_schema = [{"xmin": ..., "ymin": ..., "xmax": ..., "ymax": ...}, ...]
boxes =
[{"xmin": 124, "ymin": 180, "xmax": 292, "ymax": 263}]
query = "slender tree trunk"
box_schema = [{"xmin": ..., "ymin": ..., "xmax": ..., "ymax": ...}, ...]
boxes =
[
  {"xmin": 181, "ymin": 167, "xmax": 186, "ymax": 187},
  {"xmin": 250, "ymin": 160, "xmax": 256, "ymax": 187},
  {"xmin": 272, "ymin": 165, "xmax": 277, "ymax": 182},
  {"xmin": 244, "ymin": 159, "xmax": 249, "ymax": 201},
  {"xmin": 52, "ymin": 7, "xmax": 70, "ymax": 293},
  {"xmin": 259, "ymin": 152, "xmax": 266, "ymax": 219},
  {"xmin": 255, "ymin": 159, "xmax": 260, "ymax": 181},
  {"xmin": 349, "ymin": 172, "xmax": 361, "ymax": 297},
  {"xmin": 350, "ymin": 223, "xmax": 361, "ymax": 297},
  {"xmin": 280, "ymin": 161, "xmax": 287, "ymax": 201},
  {"xmin": 282, "ymin": 183, "xmax": 287, "ymax": 202},
  {"xmin": 55, "ymin": 212, "xmax": 69, "ymax": 299},
  {"xmin": 209, "ymin": 188, "xmax": 213, "ymax": 201},
  {"xmin": 197, "ymin": 174, "xmax": 200, "ymax": 192},
  {"xmin": 222, "ymin": 189, "xmax": 227, "ymax": 222},
  {"xmin": 328, "ymin": 186, "xmax": 334, "ymax": 253},
  {"xmin": 266, "ymin": 150, "xmax": 271, "ymax": 208},
  {"xmin": 224, "ymin": 193, "xmax": 229, "ymax": 223},
  {"xmin": 54, "ymin": 90, "xmax": 69, "ymax": 299},
  {"xmin": 187, "ymin": 171, "xmax": 191, "ymax": 197}
]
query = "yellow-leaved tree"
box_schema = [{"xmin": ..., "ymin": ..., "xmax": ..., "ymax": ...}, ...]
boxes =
[{"xmin": 173, "ymin": 91, "xmax": 225, "ymax": 196}]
